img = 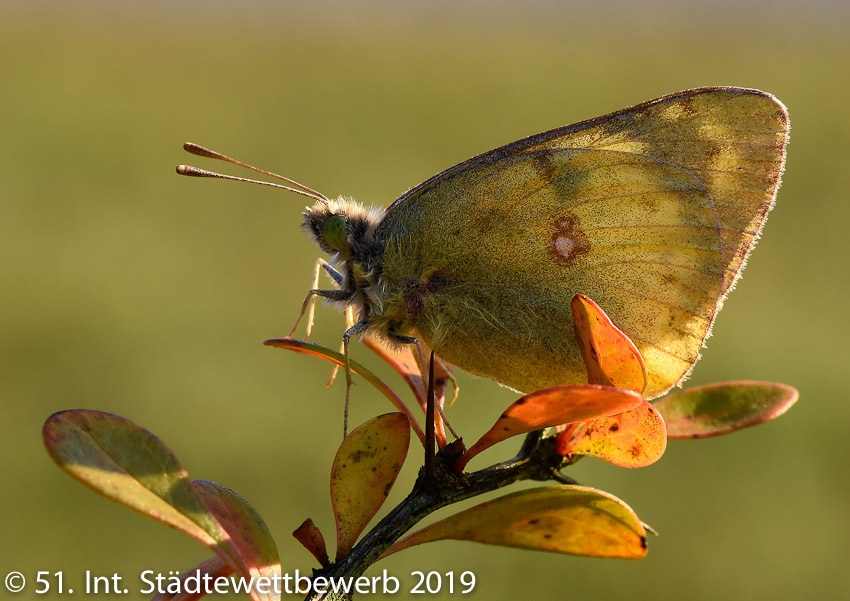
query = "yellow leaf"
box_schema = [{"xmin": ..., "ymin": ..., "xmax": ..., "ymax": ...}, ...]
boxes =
[
  {"xmin": 384, "ymin": 486, "xmax": 646, "ymax": 559},
  {"xmin": 331, "ymin": 413, "xmax": 411, "ymax": 559}
]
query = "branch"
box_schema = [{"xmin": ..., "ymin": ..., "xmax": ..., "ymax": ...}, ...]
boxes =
[{"xmin": 306, "ymin": 433, "xmax": 577, "ymax": 600}]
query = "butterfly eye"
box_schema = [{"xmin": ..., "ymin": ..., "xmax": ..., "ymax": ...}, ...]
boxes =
[{"xmin": 323, "ymin": 215, "xmax": 348, "ymax": 253}]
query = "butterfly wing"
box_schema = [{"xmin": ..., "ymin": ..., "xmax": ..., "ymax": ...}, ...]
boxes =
[{"xmin": 375, "ymin": 88, "xmax": 789, "ymax": 398}]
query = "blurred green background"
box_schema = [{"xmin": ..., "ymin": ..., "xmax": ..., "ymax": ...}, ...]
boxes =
[{"xmin": 2, "ymin": 1, "xmax": 849, "ymax": 599}]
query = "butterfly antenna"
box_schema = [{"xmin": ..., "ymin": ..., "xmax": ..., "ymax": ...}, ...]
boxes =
[{"xmin": 177, "ymin": 142, "xmax": 330, "ymax": 202}]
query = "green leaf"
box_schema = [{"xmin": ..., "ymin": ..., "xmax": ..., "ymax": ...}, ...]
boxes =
[
  {"xmin": 43, "ymin": 410, "xmax": 223, "ymax": 547},
  {"xmin": 572, "ymin": 294, "xmax": 647, "ymax": 394},
  {"xmin": 654, "ymin": 381, "xmax": 799, "ymax": 439},
  {"xmin": 192, "ymin": 480, "xmax": 282, "ymax": 599},
  {"xmin": 456, "ymin": 385, "xmax": 643, "ymax": 472},
  {"xmin": 332, "ymin": 413, "xmax": 411, "ymax": 560},
  {"xmin": 44, "ymin": 411, "xmax": 282, "ymax": 601},
  {"xmin": 384, "ymin": 486, "xmax": 646, "ymax": 559},
  {"xmin": 265, "ymin": 338, "xmax": 425, "ymax": 447},
  {"xmin": 556, "ymin": 400, "xmax": 667, "ymax": 467}
]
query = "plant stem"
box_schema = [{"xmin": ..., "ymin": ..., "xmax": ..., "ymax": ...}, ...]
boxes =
[{"xmin": 304, "ymin": 434, "xmax": 576, "ymax": 600}]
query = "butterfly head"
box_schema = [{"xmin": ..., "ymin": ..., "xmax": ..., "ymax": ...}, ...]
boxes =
[{"xmin": 303, "ymin": 197, "xmax": 383, "ymax": 264}]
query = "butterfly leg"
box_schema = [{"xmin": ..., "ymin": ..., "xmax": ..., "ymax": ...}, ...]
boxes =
[
  {"xmin": 440, "ymin": 359, "xmax": 459, "ymax": 407},
  {"xmin": 324, "ymin": 305, "xmax": 356, "ymax": 390},
  {"xmin": 287, "ymin": 259, "xmax": 345, "ymax": 339},
  {"xmin": 341, "ymin": 319, "xmax": 370, "ymax": 438}
]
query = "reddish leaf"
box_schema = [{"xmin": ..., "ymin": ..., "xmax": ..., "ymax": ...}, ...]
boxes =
[
  {"xmin": 264, "ymin": 338, "xmax": 426, "ymax": 447},
  {"xmin": 556, "ymin": 400, "xmax": 667, "ymax": 467},
  {"xmin": 151, "ymin": 556, "xmax": 233, "ymax": 601},
  {"xmin": 383, "ymin": 486, "xmax": 646, "ymax": 559},
  {"xmin": 655, "ymin": 381, "xmax": 799, "ymax": 439},
  {"xmin": 572, "ymin": 294, "xmax": 647, "ymax": 394},
  {"xmin": 456, "ymin": 385, "xmax": 643, "ymax": 471},
  {"xmin": 192, "ymin": 480, "xmax": 281, "ymax": 600},
  {"xmin": 332, "ymin": 413, "xmax": 411, "ymax": 560},
  {"xmin": 293, "ymin": 518, "xmax": 329, "ymax": 567}
]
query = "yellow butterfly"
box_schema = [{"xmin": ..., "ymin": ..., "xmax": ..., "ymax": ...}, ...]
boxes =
[{"xmin": 181, "ymin": 87, "xmax": 789, "ymax": 399}]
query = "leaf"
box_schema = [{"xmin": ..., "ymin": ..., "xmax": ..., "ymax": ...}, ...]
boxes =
[
  {"xmin": 332, "ymin": 413, "xmax": 411, "ymax": 560},
  {"xmin": 43, "ymin": 411, "xmax": 282, "ymax": 601},
  {"xmin": 655, "ymin": 381, "xmax": 799, "ymax": 439},
  {"xmin": 384, "ymin": 486, "xmax": 646, "ymax": 559},
  {"xmin": 265, "ymin": 338, "xmax": 426, "ymax": 447},
  {"xmin": 192, "ymin": 480, "xmax": 282, "ymax": 600},
  {"xmin": 572, "ymin": 294, "xmax": 647, "ymax": 394},
  {"xmin": 293, "ymin": 518, "xmax": 330, "ymax": 567},
  {"xmin": 456, "ymin": 385, "xmax": 643, "ymax": 471},
  {"xmin": 150, "ymin": 556, "xmax": 232, "ymax": 601},
  {"xmin": 556, "ymin": 400, "xmax": 667, "ymax": 467},
  {"xmin": 43, "ymin": 410, "xmax": 224, "ymax": 547}
]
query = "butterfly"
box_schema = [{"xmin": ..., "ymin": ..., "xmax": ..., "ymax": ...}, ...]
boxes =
[{"xmin": 180, "ymin": 87, "xmax": 789, "ymax": 400}]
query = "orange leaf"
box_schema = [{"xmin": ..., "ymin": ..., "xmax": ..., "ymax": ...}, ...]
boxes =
[
  {"xmin": 293, "ymin": 518, "xmax": 329, "ymax": 567},
  {"xmin": 655, "ymin": 381, "xmax": 799, "ymax": 438},
  {"xmin": 456, "ymin": 385, "xmax": 643, "ymax": 471},
  {"xmin": 556, "ymin": 400, "xmax": 667, "ymax": 467},
  {"xmin": 383, "ymin": 486, "xmax": 646, "ymax": 559},
  {"xmin": 572, "ymin": 294, "xmax": 647, "ymax": 394},
  {"xmin": 332, "ymin": 413, "xmax": 411, "ymax": 560},
  {"xmin": 264, "ymin": 338, "xmax": 426, "ymax": 447}
]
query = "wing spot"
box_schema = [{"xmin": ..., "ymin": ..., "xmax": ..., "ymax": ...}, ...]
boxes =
[{"xmin": 548, "ymin": 213, "xmax": 590, "ymax": 266}]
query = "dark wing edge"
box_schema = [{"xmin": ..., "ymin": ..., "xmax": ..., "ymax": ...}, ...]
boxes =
[{"xmin": 384, "ymin": 87, "xmax": 789, "ymax": 219}]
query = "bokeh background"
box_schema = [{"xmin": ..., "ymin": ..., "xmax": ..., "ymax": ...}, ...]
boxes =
[{"xmin": 2, "ymin": 1, "xmax": 849, "ymax": 599}]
